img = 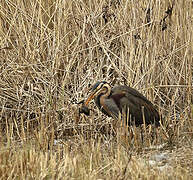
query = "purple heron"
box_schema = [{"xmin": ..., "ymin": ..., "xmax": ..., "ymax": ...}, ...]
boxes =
[{"xmin": 81, "ymin": 81, "xmax": 160, "ymax": 127}]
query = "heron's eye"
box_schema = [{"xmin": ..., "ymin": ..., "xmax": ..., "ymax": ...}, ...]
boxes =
[{"xmin": 91, "ymin": 82, "xmax": 101, "ymax": 91}]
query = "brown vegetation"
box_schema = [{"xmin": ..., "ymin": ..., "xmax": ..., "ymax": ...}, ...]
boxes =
[{"xmin": 0, "ymin": 0, "xmax": 192, "ymax": 179}]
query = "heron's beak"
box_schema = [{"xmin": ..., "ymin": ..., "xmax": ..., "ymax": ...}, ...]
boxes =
[
  {"xmin": 84, "ymin": 92, "xmax": 96, "ymax": 106},
  {"xmin": 84, "ymin": 89, "xmax": 100, "ymax": 106}
]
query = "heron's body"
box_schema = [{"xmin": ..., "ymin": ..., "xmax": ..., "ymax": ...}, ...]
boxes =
[{"xmin": 84, "ymin": 81, "xmax": 160, "ymax": 127}]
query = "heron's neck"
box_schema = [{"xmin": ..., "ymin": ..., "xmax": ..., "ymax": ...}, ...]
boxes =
[
  {"xmin": 99, "ymin": 89, "xmax": 111, "ymax": 105},
  {"xmin": 102, "ymin": 88, "xmax": 111, "ymax": 98},
  {"xmin": 98, "ymin": 86, "xmax": 111, "ymax": 108}
]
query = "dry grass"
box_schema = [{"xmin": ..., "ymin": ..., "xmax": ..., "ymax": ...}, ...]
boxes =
[{"xmin": 0, "ymin": 0, "xmax": 193, "ymax": 179}]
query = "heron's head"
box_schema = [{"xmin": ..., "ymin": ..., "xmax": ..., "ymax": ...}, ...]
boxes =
[{"xmin": 85, "ymin": 81, "xmax": 111, "ymax": 105}]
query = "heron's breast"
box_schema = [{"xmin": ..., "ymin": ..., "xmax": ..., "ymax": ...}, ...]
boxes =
[{"xmin": 100, "ymin": 96, "xmax": 111, "ymax": 116}]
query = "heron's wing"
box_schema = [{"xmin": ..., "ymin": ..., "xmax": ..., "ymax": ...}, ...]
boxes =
[
  {"xmin": 112, "ymin": 86, "xmax": 153, "ymax": 105},
  {"xmin": 111, "ymin": 86, "xmax": 160, "ymax": 125},
  {"xmin": 102, "ymin": 98, "xmax": 120, "ymax": 120}
]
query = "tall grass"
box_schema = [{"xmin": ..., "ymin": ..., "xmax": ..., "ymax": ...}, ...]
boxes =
[{"xmin": 0, "ymin": 0, "xmax": 192, "ymax": 179}]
